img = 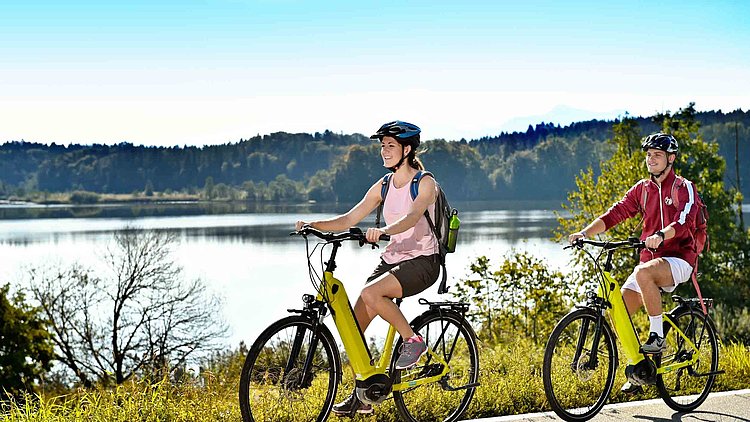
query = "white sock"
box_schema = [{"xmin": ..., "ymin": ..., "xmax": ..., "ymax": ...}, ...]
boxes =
[{"xmin": 649, "ymin": 315, "xmax": 664, "ymax": 337}]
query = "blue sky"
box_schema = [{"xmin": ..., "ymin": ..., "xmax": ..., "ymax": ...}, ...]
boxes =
[{"xmin": 1, "ymin": 0, "xmax": 748, "ymax": 145}]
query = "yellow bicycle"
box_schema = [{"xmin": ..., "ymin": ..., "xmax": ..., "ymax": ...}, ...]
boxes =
[
  {"xmin": 239, "ymin": 227, "xmax": 479, "ymax": 422},
  {"xmin": 542, "ymin": 238, "xmax": 722, "ymax": 421}
]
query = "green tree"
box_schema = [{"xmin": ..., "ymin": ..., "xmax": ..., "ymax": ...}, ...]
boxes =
[
  {"xmin": 452, "ymin": 251, "xmax": 569, "ymax": 344},
  {"xmin": 330, "ymin": 144, "xmax": 383, "ymax": 203},
  {"xmin": 144, "ymin": 180, "xmax": 154, "ymax": 197},
  {"xmin": 555, "ymin": 117, "xmax": 645, "ymax": 287},
  {"xmin": 203, "ymin": 176, "xmax": 215, "ymax": 200},
  {"xmin": 0, "ymin": 284, "xmax": 55, "ymax": 397},
  {"xmin": 557, "ymin": 104, "xmax": 750, "ymax": 308},
  {"xmin": 213, "ymin": 183, "xmax": 230, "ymax": 199},
  {"xmin": 306, "ymin": 169, "xmax": 335, "ymax": 202},
  {"xmin": 267, "ymin": 174, "xmax": 304, "ymax": 202},
  {"xmin": 241, "ymin": 180, "xmax": 259, "ymax": 201}
]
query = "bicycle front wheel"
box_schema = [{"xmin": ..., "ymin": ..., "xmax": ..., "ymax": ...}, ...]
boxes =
[
  {"xmin": 239, "ymin": 316, "xmax": 341, "ymax": 422},
  {"xmin": 656, "ymin": 307, "xmax": 719, "ymax": 412},
  {"xmin": 543, "ymin": 308, "xmax": 617, "ymax": 422},
  {"xmin": 392, "ymin": 309, "xmax": 479, "ymax": 422}
]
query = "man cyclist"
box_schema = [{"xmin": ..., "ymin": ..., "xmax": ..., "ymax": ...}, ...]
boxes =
[
  {"xmin": 568, "ymin": 132, "xmax": 700, "ymax": 394},
  {"xmin": 296, "ymin": 121, "xmax": 441, "ymax": 415}
]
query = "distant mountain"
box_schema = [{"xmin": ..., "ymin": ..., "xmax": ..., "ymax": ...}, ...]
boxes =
[{"xmin": 500, "ymin": 105, "xmax": 628, "ymax": 133}]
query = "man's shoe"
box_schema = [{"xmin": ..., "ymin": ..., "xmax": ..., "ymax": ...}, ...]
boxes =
[
  {"xmin": 641, "ymin": 332, "xmax": 666, "ymax": 354},
  {"xmin": 331, "ymin": 393, "xmax": 373, "ymax": 416},
  {"xmin": 395, "ymin": 335, "xmax": 428, "ymax": 369},
  {"xmin": 620, "ymin": 380, "xmax": 643, "ymax": 395}
]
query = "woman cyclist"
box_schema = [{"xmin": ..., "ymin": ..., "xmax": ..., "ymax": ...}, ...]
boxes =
[{"xmin": 295, "ymin": 120, "xmax": 441, "ymax": 416}]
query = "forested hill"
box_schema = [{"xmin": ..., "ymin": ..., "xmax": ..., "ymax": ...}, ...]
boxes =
[{"xmin": 1, "ymin": 108, "xmax": 748, "ymax": 203}]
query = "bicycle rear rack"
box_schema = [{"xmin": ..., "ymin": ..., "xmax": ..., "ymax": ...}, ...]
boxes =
[
  {"xmin": 671, "ymin": 295, "xmax": 713, "ymax": 309},
  {"xmin": 418, "ymin": 298, "xmax": 470, "ymax": 314}
]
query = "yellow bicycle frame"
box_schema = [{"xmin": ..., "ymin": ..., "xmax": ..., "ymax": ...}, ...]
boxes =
[
  {"xmin": 318, "ymin": 271, "xmax": 450, "ymax": 390},
  {"xmin": 599, "ymin": 270, "xmax": 701, "ymax": 371},
  {"xmin": 599, "ymin": 270, "xmax": 644, "ymax": 365},
  {"xmin": 657, "ymin": 315, "xmax": 701, "ymax": 374}
]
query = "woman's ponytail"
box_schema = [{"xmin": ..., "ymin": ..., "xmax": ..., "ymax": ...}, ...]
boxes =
[{"xmin": 409, "ymin": 154, "xmax": 425, "ymax": 171}]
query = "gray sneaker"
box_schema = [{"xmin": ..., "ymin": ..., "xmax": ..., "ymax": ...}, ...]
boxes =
[
  {"xmin": 641, "ymin": 332, "xmax": 666, "ymax": 354},
  {"xmin": 395, "ymin": 335, "xmax": 428, "ymax": 369}
]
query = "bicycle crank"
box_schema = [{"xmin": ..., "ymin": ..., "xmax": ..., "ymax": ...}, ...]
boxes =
[{"xmin": 356, "ymin": 374, "xmax": 393, "ymax": 405}]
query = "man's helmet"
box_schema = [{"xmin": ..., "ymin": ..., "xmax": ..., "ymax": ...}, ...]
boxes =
[
  {"xmin": 641, "ymin": 132, "xmax": 679, "ymax": 153},
  {"xmin": 370, "ymin": 121, "xmax": 421, "ymax": 148}
]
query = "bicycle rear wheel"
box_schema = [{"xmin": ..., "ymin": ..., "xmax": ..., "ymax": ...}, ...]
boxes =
[
  {"xmin": 656, "ymin": 307, "xmax": 719, "ymax": 412},
  {"xmin": 239, "ymin": 316, "xmax": 341, "ymax": 422},
  {"xmin": 392, "ymin": 309, "xmax": 479, "ymax": 422},
  {"xmin": 543, "ymin": 308, "xmax": 617, "ymax": 422}
]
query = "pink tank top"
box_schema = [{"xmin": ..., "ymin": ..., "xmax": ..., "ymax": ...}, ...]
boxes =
[{"xmin": 381, "ymin": 176, "xmax": 438, "ymax": 264}]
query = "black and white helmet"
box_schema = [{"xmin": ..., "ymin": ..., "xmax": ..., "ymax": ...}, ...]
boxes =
[{"xmin": 641, "ymin": 132, "xmax": 679, "ymax": 154}]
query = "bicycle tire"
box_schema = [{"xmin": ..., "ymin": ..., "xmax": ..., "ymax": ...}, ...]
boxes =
[
  {"xmin": 656, "ymin": 307, "xmax": 719, "ymax": 412},
  {"xmin": 392, "ymin": 309, "xmax": 479, "ymax": 422},
  {"xmin": 543, "ymin": 308, "xmax": 617, "ymax": 422},
  {"xmin": 239, "ymin": 315, "xmax": 341, "ymax": 422}
]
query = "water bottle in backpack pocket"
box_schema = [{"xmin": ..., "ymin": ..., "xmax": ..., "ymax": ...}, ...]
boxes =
[{"xmin": 447, "ymin": 210, "xmax": 460, "ymax": 253}]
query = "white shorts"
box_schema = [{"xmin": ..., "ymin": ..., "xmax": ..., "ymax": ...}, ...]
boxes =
[{"xmin": 622, "ymin": 257, "xmax": 693, "ymax": 294}]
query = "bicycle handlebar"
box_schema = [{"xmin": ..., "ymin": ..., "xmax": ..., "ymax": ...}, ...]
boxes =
[
  {"xmin": 565, "ymin": 237, "xmax": 647, "ymax": 251},
  {"xmin": 291, "ymin": 226, "xmax": 390, "ymax": 245}
]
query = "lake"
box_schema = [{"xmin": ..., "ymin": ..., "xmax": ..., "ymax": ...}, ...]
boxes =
[{"xmin": 6, "ymin": 200, "xmax": 744, "ymax": 351}]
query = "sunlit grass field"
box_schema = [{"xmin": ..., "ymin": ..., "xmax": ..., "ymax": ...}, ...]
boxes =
[{"xmin": 3, "ymin": 341, "xmax": 748, "ymax": 421}]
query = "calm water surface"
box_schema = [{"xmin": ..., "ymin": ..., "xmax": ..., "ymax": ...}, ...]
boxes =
[{"xmin": 0, "ymin": 201, "xmax": 578, "ymax": 349}]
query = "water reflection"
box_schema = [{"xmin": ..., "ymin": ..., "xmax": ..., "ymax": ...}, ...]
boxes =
[
  {"xmin": 0, "ymin": 201, "xmax": 351, "ymax": 220},
  {"xmin": 0, "ymin": 201, "xmax": 566, "ymax": 246},
  {"xmin": 0, "ymin": 214, "xmax": 560, "ymax": 245}
]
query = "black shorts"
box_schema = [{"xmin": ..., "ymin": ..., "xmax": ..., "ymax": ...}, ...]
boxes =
[{"xmin": 366, "ymin": 254, "xmax": 441, "ymax": 297}]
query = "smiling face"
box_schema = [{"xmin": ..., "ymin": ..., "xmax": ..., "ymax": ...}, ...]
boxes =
[
  {"xmin": 381, "ymin": 136, "xmax": 409, "ymax": 167},
  {"xmin": 645, "ymin": 148, "xmax": 674, "ymax": 175}
]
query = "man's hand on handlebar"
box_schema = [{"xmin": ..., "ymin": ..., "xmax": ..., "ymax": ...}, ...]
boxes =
[
  {"xmin": 644, "ymin": 233, "xmax": 663, "ymax": 250},
  {"xmin": 568, "ymin": 231, "xmax": 586, "ymax": 245}
]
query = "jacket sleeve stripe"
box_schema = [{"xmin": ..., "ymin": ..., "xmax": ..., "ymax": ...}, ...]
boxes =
[{"xmin": 678, "ymin": 179, "xmax": 695, "ymax": 225}]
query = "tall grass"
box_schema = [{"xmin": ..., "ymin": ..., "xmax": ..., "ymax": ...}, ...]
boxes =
[{"xmin": 3, "ymin": 341, "xmax": 749, "ymax": 421}]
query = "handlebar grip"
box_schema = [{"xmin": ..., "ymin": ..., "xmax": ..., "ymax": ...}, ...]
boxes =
[{"xmin": 380, "ymin": 234, "xmax": 391, "ymax": 241}]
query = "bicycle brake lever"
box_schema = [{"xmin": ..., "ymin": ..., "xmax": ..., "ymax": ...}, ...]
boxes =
[{"xmin": 564, "ymin": 239, "xmax": 584, "ymax": 250}]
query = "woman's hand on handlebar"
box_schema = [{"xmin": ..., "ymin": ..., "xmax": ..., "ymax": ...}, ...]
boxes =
[
  {"xmin": 295, "ymin": 221, "xmax": 311, "ymax": 231},
  {"xmin": 366, "ymin": 227, "xmax": 387, "ymax": 243}
]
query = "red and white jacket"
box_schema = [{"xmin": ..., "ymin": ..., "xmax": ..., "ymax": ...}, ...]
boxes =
[{"xmin": 599, "ymin": 169, "xmax": 699, "ymax": 268}]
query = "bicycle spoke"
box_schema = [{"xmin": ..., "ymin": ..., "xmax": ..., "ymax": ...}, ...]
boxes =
[
  {"xmin": 657, "ymin": 309, "xmax": 718, "ymax": 412},
  {"xmin": 240, "ymin": 317, "xmax": 339, "ymax": 422},
  {"xmin": 543, "ymin": 310, "xmax": 616, "ymax": 421},
  {"xmin": 393, "ymin": 311, "xmax": 478, "ymax": 422}
]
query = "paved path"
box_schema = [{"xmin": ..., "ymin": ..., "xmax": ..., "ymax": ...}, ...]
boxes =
[{"xmin": 467, "ymin": 389, "xmax": 750, "ymax": 422}]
